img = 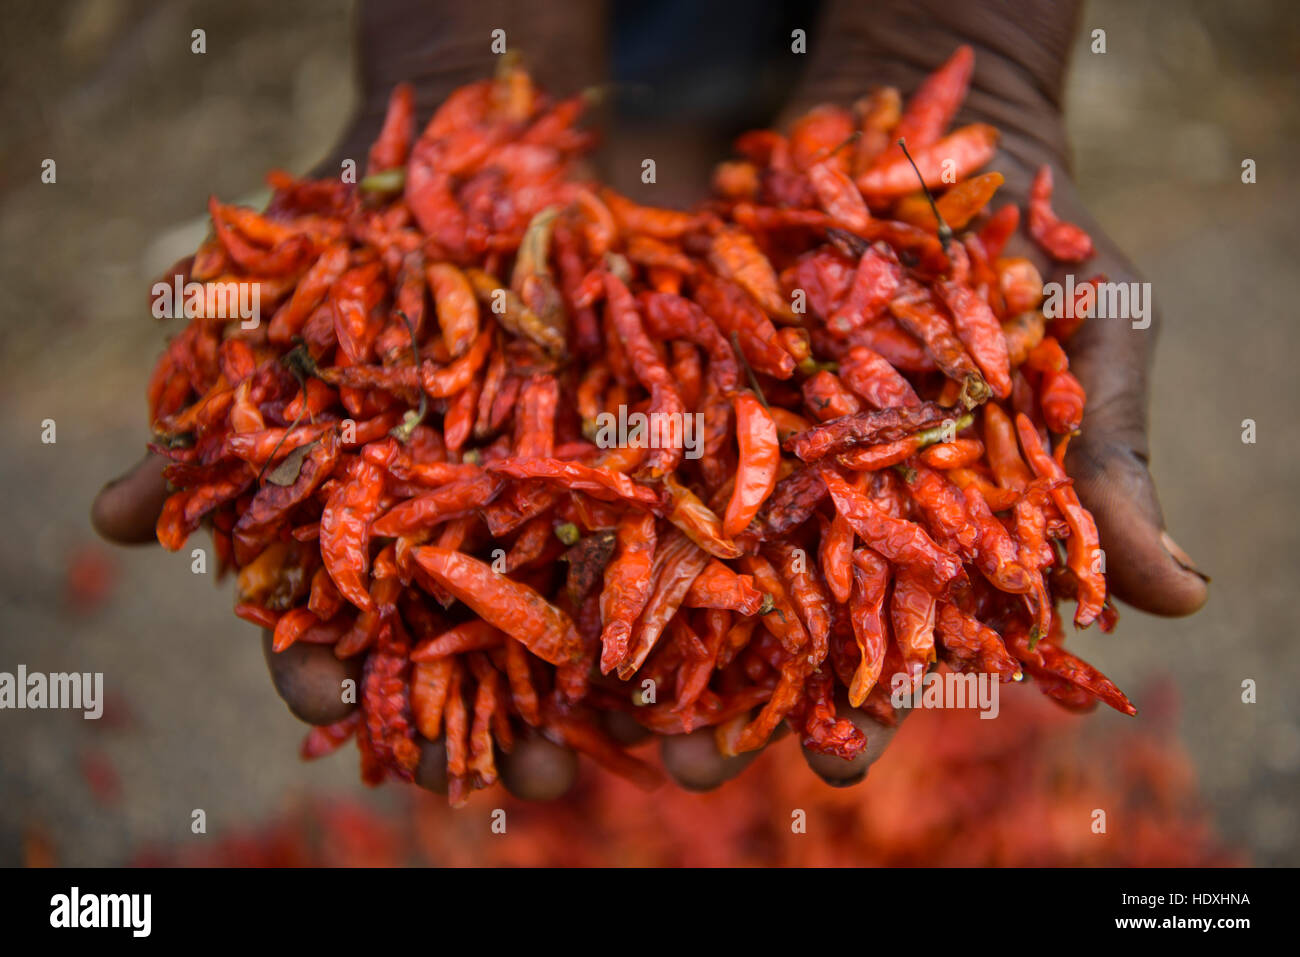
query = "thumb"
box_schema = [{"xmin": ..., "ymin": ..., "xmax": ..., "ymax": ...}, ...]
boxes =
[
  {"xmin": 1067, "ymin": 430, "xmax": 1208, "ymax": 616},
  {"xmin": 91, "ymin": 452, "xmax": 170, "ymax": 545},
  {"xmin": 1063, "ymin": 288, "xmax": 1210, "ymax": 617}
]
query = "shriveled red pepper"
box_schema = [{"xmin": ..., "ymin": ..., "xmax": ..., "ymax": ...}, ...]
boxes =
[
  {"xmin": 414, "ymin": 546, "xmax": 583, "ymax": 665},
  {"xmin": 821, "ymin": 466, "xmax": 963, "ymax": 593},
  {"xmin": 599, "ymin": 510, "xmax": 657, "ymax": 674},
  {"xmin": 1027, "ymin": 165, "xmax": 1095, "ymax": 263},
  {"xmin": 857, "ymin": 124, "xmax": 998, "ymax": 198},
  {"xmin": 722, "ymin": 391, "xmax": 779, "ymax": 538},
  {"xmin": 1016, "ymin": 415, "xmax": 1106, "ymax": 626},
  {"xmin": 1025, "ymin": 336, "xmax": 1086, "ymax": 433}
]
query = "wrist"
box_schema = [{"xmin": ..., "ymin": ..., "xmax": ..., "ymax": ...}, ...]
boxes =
[{"xmin": 791, "ymin": 0, "xmax": 1080, "ymax": 172}]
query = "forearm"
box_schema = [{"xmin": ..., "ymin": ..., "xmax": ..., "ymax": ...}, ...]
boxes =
[{"xmin": 795, "ymin": 0, "xmax": 1083, "ymax": 170}]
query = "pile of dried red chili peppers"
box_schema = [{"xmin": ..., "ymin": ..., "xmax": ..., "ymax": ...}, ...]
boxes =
[{"xmin": 146, "ymin": 48, "xmax": 1130, "ymax": 804}]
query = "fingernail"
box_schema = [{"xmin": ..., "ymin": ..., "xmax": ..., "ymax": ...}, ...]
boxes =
[
  {"xmin": 820, "ymin": 769, "xmax": 867, "ymax": 789},
  {"xmin": 1161, "ymin": 531, "xmax": 1210, "ymax": 583}
]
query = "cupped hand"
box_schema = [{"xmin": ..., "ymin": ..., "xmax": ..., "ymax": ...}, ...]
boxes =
[
  {"xmin": 985, "ymin": 147, "xmax": 1209, "ymax": 615},
  {"xmin": 753, "ymin": 0, "xmax": 1211, "ymax": 787},
  {"xmin": 91, "ymin": 452, "xmax": 588, "ymax": 798}
]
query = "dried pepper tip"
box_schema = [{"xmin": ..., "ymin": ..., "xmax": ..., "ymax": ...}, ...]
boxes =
[
  {"xmin": 897, "ymin": 138, "xmax": 953, "ymax": 252},
  {"xmin": 604, "ymin": 251, "xmax": 632, "ymax": 284},
  {"xmin": 758, "ymin": 593, "xmax": 776, "ymax": 616},
  {"xmin": 554, "ymin": 522, "xmax": 581, "ymax": 546},
  {"xmin": 893, "ymin": 463, "xmax": 919, "ymax": 485},
  {"xmin": 359, "ymin": 168, "xmax": 406, "ymax": 194},
  {"xmin": 461, "ymin": 449, "xmax": 482, "ymax": 465},
  {"xmin": 797, "ymin": 356, "xmax": 839, "ymax": 376},
  {"xmin": 958, "ymin": 373, "xmax": 991, "ymax": 409},
  {"xmin": 1027, "ymin": 625, "xmax": 1042, "ymax": 651}
]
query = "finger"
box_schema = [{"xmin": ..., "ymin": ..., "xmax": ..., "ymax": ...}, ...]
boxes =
[
  {"xmin": 414, "ymin": 733, "xmax": 579, "ymax": 800},
  {"xmin": 1056, "ymin": 241, "xmax": 1209, "ymax": 617},
  {"xmin": 602, "ymin": 709, "xmax": 651, "ymax": 746},
  {"xmin": 660, "ymin": 728, "xmax": 760, "ymax": 792},
  {"xmin": 499, "ymin": 732, "xmax": 578, "ymax": 801},
  {"xmin": 414, "ymin": 737, "xmax": 449, "ymax": 794},
  {"xmin": 261, "ymin": 631, "xmax": 361, "ymax": 726},
  {"xmin": 800, "ymin": 698, "xmax": 904, "ymax": 787},
  {"xmin": 91, "ymin": 452, "xmax": 170, "ymax": 545},
  {"xmin": 1067, "ymin": 428, "xmax": 1209, "ymax": 616}
]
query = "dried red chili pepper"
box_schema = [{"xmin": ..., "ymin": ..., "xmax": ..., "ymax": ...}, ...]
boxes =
[
  {"xmin": 935, "ymin": 602, "xmax": 1021, "ymax": 681},
  {"xmin": 1015, "ymin": 415, "xmax": 1106, "ymax": 626},
  {"xmin": 767, "ymin": 541, "xmax": 831, "ymax": 666},
  {"xmin": 598, "ymin": 510, "xmax": 657, "ymax": 674},
  {"xmin": 603, "ymin": 271, "xmax": 686, "ymax": 476},
  {"xmin": 888, "ymin": 292, "xmax": 990, "ymax": 404},
  {"xmin": 786, "ymin": 401, "xmax": 950, "ymax": 462},
  {"xmin": 808, "ymin": 159, "xmax": 872, "ymax": 234},
  {"xmin": 1027, "ymin": 165, "xmax": 1095, "ymax": 263},
  {"xmin": 319, "ymin": 458, "xmax": 384, "ymax": 612},
  {"xmin": 486, "ymin": 457, "xmax": 660, "ymax": 509},
  {"xmin": 1025, "ymin": 336, "xmax": 1087, "ymax": 433},
  {"xmin": 683, "ymin": 560, "xmax": 765, "ymax": 615},
  {"xmin": 919, "ymin": 437, "xmax": 983, "ymax": 469},
  {"xmin": 617, "ymin": 532, "xmax": 710, "ymax": 679},
  {"xmin": 693, "ymin": 273, "xmax": 796, "ymax": 379},
  {"xmin": 367, "ymin": 82, "xmax": 415, "ymax": 175},
  {"xmin": 878, "ymin": 45, "xmax": 974, "ymax": 165},
  {"xmin": 902, "ymin": 172, "xmax": 1004, "ymax": 233},
  {"xmin": 857, "ymin": 124, "xmax": 999, "ymax": 198},
  {"xmin": 370, "ymin": 474, "xmax": 501, "ymax": 537},
  {"xmin": 821, "ymin": 467, "xmax": 963, "ymax": 593},
  {"xmin": 414, "ymin": 546, "xmax": 583, "ymax": 665},
  {"xmin": 722, "ymin": 391, "xmax": 779, "ymax": 538},
  {"xmin": 938, "ymin": 246, "xmax": 1013, "ymax": 399},
  {"xmin": 851, "ymin": 87, "xmax": 902, "ymax": 175}
]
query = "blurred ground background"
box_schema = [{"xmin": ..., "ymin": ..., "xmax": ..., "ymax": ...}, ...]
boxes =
[{"xmin": 0, "ymin": 0, "xmax": 1297, "ymax": 866}]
